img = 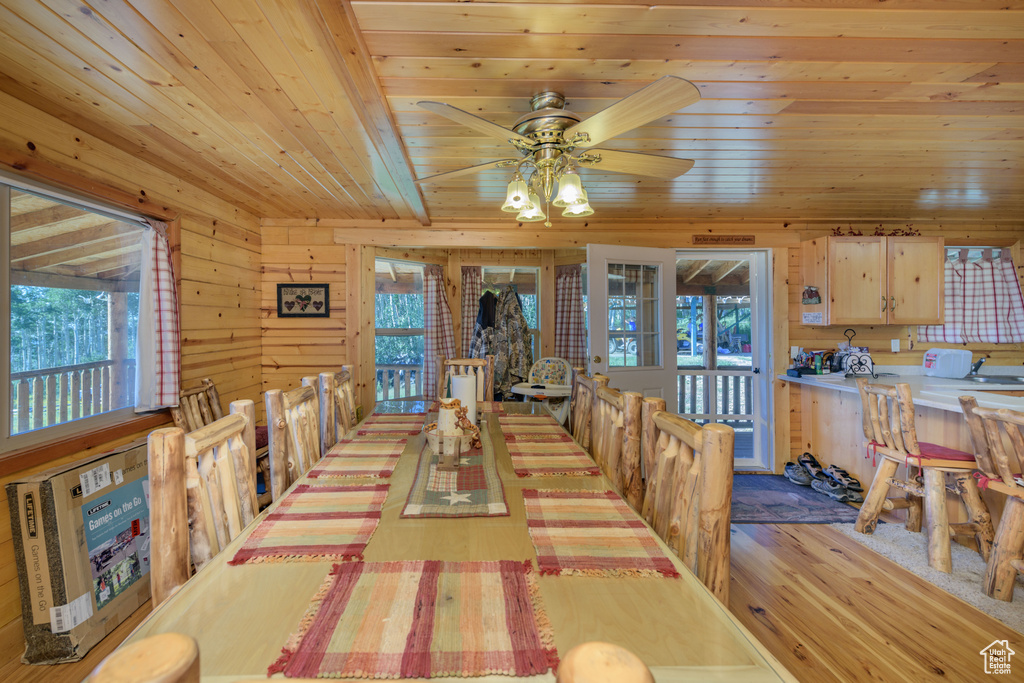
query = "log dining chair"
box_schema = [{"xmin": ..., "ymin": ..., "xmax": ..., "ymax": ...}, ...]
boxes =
[
  {"xmin": 854, "ymin": 379, "xmax": 994, "ymax": 573},
  {"xmin": 315, "ymin": 367, "xmax": 359, "ymax": 456},
  {"xmin": 148, "ymin": 400, "xmax": 257, "ymax": 607},
  {"xmin": 590, "ymin": 382, "xmax": 644, "ymax": 511},
  {"xmin": 569, "ymin": 368, "xmax": 607, "ymax": 452},
  {"xmin": 640, "ymin": 401, "xmax": 735, "ymax": 604},
  {"xmin": 264, "ymin": 384, "xmax": 322, "ymax": 501},
  {"xmin": 437, "ymin": 355, "xmax": 495, "ymax": 401},
  {"xmin": 959, "ymin": 396, "xmax": 1024, "ymax": 601}
]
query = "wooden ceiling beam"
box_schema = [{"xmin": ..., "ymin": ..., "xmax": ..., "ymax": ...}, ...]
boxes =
[
  {"xmin": 680, "ymin": 260, "xmax": 710, "ymax": 283},
  {"xmin": 13, "ymin": 235, "xmax": 139, "ymax": 273},
  {"xmin": 11, "ymin": 221, "xmax": 134, "ymax": 261},
  {"xmin": 712, "ymin": 261, "xmax": 744, "ymax": 283},
  {"xmin": 11, "ymin": 269, "xmax": 138, "ymax": 292}
]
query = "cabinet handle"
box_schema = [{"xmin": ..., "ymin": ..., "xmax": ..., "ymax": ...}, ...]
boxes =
[
  {"xmin": 890, "ymin": 296, "xmax": 896, "ymax": 312},
  {"xmin": 881, "ymin": 296, "xmax": 887, "ymax": 312}
]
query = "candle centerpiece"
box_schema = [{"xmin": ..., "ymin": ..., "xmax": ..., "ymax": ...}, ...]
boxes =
[{"xmin": 424, "ymin": 398, "xmax": 481, "ymax": 471}]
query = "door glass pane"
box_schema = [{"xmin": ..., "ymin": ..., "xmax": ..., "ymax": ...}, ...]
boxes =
[
  {"xmin": 676, "ymin": 295, "xmax": 705, "ymax": 369},
  {"xmin": 716, "ymin": 295, "xmax": 751, "ymax": 370},
  {"xmin": 607, "ymin": 262, "xmax": 660, "ymax": 368}
]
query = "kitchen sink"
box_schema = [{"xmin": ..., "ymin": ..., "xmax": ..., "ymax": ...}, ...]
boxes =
[{"xmin": 958, "ymin": 375, "xmax": 1024, "ymax": 384}]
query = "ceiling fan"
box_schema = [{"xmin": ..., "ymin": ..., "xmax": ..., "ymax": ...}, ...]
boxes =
[{"xmin": 414, "ymin": 75, "xmax": 701, "ymax": 224}]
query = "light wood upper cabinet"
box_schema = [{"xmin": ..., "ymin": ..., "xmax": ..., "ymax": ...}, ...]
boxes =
[{"xmin": 801, "ymin": 236, "xmax": 945, "ymax": 326}]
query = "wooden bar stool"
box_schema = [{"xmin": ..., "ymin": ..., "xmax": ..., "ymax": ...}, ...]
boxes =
[
  {"xmin": 960, "ymin": 396, "xmax": 1024, "ymax": 601},
  {"xmin": 854, "ymin": 379, "xmax": 993, "ymax": 573}
]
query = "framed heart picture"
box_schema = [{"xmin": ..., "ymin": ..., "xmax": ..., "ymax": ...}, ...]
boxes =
[{"xmin": 277, "ymin": 283, "xmax": 329, "ymax": 318}]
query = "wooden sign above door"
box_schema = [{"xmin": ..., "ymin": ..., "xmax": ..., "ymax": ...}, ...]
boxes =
[{"xmin": 692, "ymin": 235, "xmax": 756, "ymax": 245}]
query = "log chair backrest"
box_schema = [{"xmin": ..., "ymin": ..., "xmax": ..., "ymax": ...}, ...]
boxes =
[
  {"xmin": 265, "ymin": 384, "xmax": 321, "ymax": 501},
  {"xmin": 640, "ymin": 408, "xmax": 735, "ymax": 604},
  {"xmin": 437, "ymin": 355, "xmax": 495, "ymax": 401},
  {"xmin": 569, "ymin": 369, "xmax": 606, "ymax": 452},
  {"xmin": 960, "ymin": 396, "xmax": 1024, "ymax": 498},
  {"xmin": 591, "ymin": 382, "xmax": 644, "ymax": 511},
  {"xmin": 149, "ymin": 399, "xmax": 256, "ymax": 607},
  {"xmin": 855, "ymin": 378, "xmax": 920, "ymax": 456},
  {"xmin": 170, "ymin": 378, "xmax": 223, "ymax": 432},
  {"xmin": 316, "ymin": 368, "xmax": 359, "ymax": 455}
]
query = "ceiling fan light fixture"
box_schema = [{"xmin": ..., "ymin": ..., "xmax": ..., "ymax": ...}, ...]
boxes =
[
  {"xmin": 552, "ymin": 167, "xmax": 585, "ymax": 207},
  {"xmin": 562, "ymin": 189, "xmax": 594, "ymax": 217},
  {"xmin": 500, "ymin": 172, "xmax": 533, "ymax": 213},
  {"xmin": 516, "ymin": 192, "xmax": 547, "ymax": 222}
]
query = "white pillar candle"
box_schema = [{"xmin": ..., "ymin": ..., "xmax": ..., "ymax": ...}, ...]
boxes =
[
  {"xmin": 451, "ymin": 375, "xmax": 478, "ymax": 425},
  {"xmin": 437, "ymin": 398, "xmax": 459, "ymax": 433}
]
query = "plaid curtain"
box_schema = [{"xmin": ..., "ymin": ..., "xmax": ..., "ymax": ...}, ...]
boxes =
[
  {"xmin": 919, "ymin": 251, "xmax": 1024, "ymax": 344},
  {"xmin": 422, "ymin": 264, "xmax": 456, "ymax": 398},
  {"xmin": 135, "ymin": 219, "xmax": 180, "ymax": 411},
  {"xmin": 554, "ymin": 264, "xmax": 587, "ymax": 367},
  {"xmin": 461, "ymin": 266, "xmax": 482, "ymax": 356}
]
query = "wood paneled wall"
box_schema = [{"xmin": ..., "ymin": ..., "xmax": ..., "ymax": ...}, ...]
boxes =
[{"xmin": 0, "ymin": 93, "xmax": 262, "ymax": 660}]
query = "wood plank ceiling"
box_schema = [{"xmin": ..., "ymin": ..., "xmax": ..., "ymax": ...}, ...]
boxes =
[{"xmin": 0, "ymin": 0, "xmax": 1021, "ymax": 226}]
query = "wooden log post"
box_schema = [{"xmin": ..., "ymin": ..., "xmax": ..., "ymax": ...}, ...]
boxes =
[
  {"xmin": 854, "ymin": 458, "xmax": 899, "ymax": 534},
  {"xmin": 640, "ymin": 396, "xmax": 666, "ymax": 523},
  {"xmin": 319, "ymin": 372, "xmax": 338, "ymax": 454},
  {"xmin": 148, "ymin": 428, "xmax": 189, "ymax": 608},
  {"xmin": 923, "ymin": 468, "xmax": 953, "ymax": 573},
  {"xmin": 590, "ymin": 374, "xmax": 610, "ymax": 462},
  {"xmin": 984, "ymin": 496, "xmax": 1024, "ymax": 601},
  {"xmin": 697, "ymin": 423, "xmax": 734, "ymax": 605},
  {"xmin": 265, "ymin": 389, "xmax": 290, "ymax": 501},
  {"xmin": 621, "ymin": 391, "xmax": 644, "ymax": 512},
  {"xmin": 229, "ymin": 399, "xmax": 258, "ymax": 525}
]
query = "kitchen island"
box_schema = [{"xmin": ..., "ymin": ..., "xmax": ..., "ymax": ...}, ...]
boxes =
[{"xmin": 780, "ymin": 368, "xmax": 1024, "ymax": 528}]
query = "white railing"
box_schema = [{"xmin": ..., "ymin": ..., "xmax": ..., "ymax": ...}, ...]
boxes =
[
  {"xmin": 677, "ymin": 372, "xmax": 753, "ymax": 425},
  {"xmin": 11, "ymin": 359, "xmax": 136, "ymax": 434},
  {"xmin": 375, "ymin": 364, "xmax": 423, "ymax": 400}
]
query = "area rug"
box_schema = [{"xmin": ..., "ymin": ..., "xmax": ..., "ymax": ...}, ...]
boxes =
[
  {"xmin": 523, "ymin": 489, "xmax": 679, "ymax": 578},
  {"xmin": 306, "ymin": 440, "xmax": 408, "ymax": 479},
  {"xmin": 732, "ymin": 474, "xmax": 861, "ymax": 524},
  {"xmin": 401, "ymin": 428, "xmax": 508, "ymax": 518},
  {"xmin": 504, "ymin": 433, "xmax": 599, "ymax": 477},
  {"xmin": 229, "ymin": 483, "xmax": 388, "ymax": 564},
  {"xmin": 269, "ymin": 560, "xmax": 558, "ymax": 679},
  {"xmin": 831, "ymin": 522, "xmax": 1024, "ymax": 634}
]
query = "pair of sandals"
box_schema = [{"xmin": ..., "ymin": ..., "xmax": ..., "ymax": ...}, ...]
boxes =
[{"xmin": 785, "ymin": 452, "xmax": 865, "ymax": 503}]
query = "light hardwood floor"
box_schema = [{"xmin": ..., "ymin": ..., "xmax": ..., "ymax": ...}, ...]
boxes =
[{"xmin": 1, "ymin": 524, "xmax": 1017, "ymax": 682}]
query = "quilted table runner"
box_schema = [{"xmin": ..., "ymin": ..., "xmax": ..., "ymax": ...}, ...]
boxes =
[
  {"xmin": 523, "ymin": 489, "xmax": 680, "ymax": 578},
  {"xmin": 307, "ymin": 440, "xmax": 408, "ymax": 479},
  {"xmin": 401, "ymin": 427, "xmax": 508, "ymax": 518},
  {"xmin": 229, "ymin": 483, "xmax": 388, "ymax": 565},
  {"xmin": 503, "ymin": 432, "xmax": 599, "ymax": 478},
  {"xmin": 269, "ymin": 560, "xmax": 558, "ymax": 679}
]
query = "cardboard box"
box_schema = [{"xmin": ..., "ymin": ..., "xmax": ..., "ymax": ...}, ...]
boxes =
[{"xmin": 6, "ymin": 439, "xmax": 151, "ymax": 664}]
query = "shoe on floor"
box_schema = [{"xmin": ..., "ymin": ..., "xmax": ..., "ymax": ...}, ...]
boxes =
[
  {"xmin": 797, "ymin": 452, "xmax": 826, "ymax": 481},
  {"xmin": 823, "ymin": 465, "xmax": 864, "ymax": 492},
  {"xmin": 811, "ymin": 476, "xmax": 864, "ymax": 504},
  {"xmin": 784, "ymin": 461, "xmax": 813, "ymax": 486}
]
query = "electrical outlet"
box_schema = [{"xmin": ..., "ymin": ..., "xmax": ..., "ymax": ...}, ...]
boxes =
[{"xmin": 891, "ymin": 339, "xmax": 900, "ymax": 353}]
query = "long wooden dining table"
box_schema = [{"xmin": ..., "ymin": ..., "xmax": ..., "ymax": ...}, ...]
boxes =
[{"xmin": 123, "ymin": 401, "xmax": 796, "ymax": 682}]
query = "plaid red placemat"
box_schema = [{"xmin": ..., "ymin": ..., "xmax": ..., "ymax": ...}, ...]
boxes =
[
  {"xmin": 498, "ymin": 414, "xmax": 566, "ymax": 434},
  {"xmin": 523, "ymin": 489, "xmax": 680, "ymax": 578},
  {"xmin": 363, "ymin": 413, "xmax": 426, "ymax": 429},
  {"xmin": 307, "ymin": 440, "xmax": 408, "ymax": 479},
  {"xmin": 505, "ymin": 435, "xmax": 600, "ymax": 477},
  {"xmin": 228, "ymin": 484, "xmax": 388, "ymax": 565},
  {"xmin": 269, "ymin": 560, "xmax": 558, "ymax": 679},
  {"xmin": 401, "ymin": 427, "xmax": 508, "ymax": 518}
]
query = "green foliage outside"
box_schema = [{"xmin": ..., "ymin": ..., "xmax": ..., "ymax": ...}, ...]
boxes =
[
  {"xmin": 374, "ymin": 292, "xmax": 424, "ymax": 366},
  {"xmin": 10, "ymin": 286, "xmax": 139, "ymax": 373}
]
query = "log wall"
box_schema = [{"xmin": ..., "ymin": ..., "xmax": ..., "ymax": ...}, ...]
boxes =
[{"xmin": 0, "ymin": 92, "xmax": 262, "ymax": 661}]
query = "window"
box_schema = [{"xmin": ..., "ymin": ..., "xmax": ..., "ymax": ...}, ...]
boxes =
[
  {"xmin": 374, "ymin": 260, "xmax": 425, "ymax": 399},
  {"xmin": 481, "ymin": 266, "xmax": 539, "ymax": 357},
  {"xmin": 1, "ymin": 179, "xmax": 145, "ymax": 449}
]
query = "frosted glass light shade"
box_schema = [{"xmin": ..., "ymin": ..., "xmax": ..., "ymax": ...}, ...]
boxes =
[
  {"xmin": 500, "ymin": 173, "xmax": 533, "ymax": 213},
  {"xmin": 517, "ymin": 193, "xmax": 546, "ymax": 222},
  {"xmin": 553, "ymin": 169, "xmax": 585, "ymax": 207},
  {"xmin": 562, "ymin": 190, "xmax": 594, "ymax": 217}
]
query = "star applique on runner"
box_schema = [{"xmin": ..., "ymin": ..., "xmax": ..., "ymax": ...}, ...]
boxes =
[
  {"xmin": 460, "ymin": 457, "xmax": 471, "ymax": 465},
  {"xmin": 441, "ymin": 492, "xmax": 472, "ymax": 505}
]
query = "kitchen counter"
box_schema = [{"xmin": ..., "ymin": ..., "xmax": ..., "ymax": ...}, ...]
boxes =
[{"xmin": 779, "ymin": 368, "xmax": 1024, "ymax": 413}]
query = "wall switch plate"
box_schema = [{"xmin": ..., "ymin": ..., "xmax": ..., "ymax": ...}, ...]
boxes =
[
  {"xmin": 790, "ymin": 345, "xmax": 800, "ymax": 360},
  {"xmin": 891, "ymin": 339, "xmax": 900, "ymax": 353}
]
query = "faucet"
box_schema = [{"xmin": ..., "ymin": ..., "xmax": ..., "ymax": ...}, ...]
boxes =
[{"xmin": 970, "ymin": 357, "xmax": 986, "ymax": 375}]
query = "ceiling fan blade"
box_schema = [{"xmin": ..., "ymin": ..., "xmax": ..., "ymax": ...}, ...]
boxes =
[
  {"xmin": 579, "ymin": 149, "xmax": 694, "ymax": 179},
  {"xmin": 565, "ymin": 76, "xmax": 701, "ymax": 149},
  {"xmin": 415, "ymin": 159, "xmax": 520, "ymax": 184},
  {"xmin": 418, "ymin": 101, "xmax": 533, "ymax": 145}
]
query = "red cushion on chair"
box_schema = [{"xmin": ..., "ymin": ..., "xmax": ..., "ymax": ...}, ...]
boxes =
[
  {"xmin": 254, "ymin": 425, "xmax": 269, "ymax": 450},
  {"xmin": 916, "ymin": 441, "xmax": 976, "ymax": 462}
]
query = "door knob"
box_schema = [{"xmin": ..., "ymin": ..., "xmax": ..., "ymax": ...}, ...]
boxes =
[{"xmin": 593, "ymin": 355, "xmax": 602, "ymax": 363}]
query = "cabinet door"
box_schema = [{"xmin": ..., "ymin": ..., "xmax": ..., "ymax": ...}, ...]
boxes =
[
  {"xmin": 887, "ymin": 236, "xmax": 944, "ymax": 324},
  {"xmin": 828, "ymin": 237, "xmax": 886, "ymax": 324}
]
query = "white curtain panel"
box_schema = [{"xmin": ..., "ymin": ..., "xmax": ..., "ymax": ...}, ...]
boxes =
[{"xmin": 135, "ymin": 220, "xmax": 181, "ymax": 411}]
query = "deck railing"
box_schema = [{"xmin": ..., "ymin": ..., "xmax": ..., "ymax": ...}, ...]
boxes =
[
  {"xmin": 677, "ymin": 372, "xmax": 753, "ymax": 424},
  {"xmin": 11, "ymin": 359, "xmax": 136, "ymax": 434},
  {"xmin": 375, "ymin": 363, "xmax": 423, "ymax": 400}
]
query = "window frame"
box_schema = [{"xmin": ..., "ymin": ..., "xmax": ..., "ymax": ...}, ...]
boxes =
[
  {"xmin": 0, "ymin": 171, "xmax": 152, "ymax": 454},
  {"xmin": 373, "ymin": 258, "xmax": 427, "ymax": 399}
]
